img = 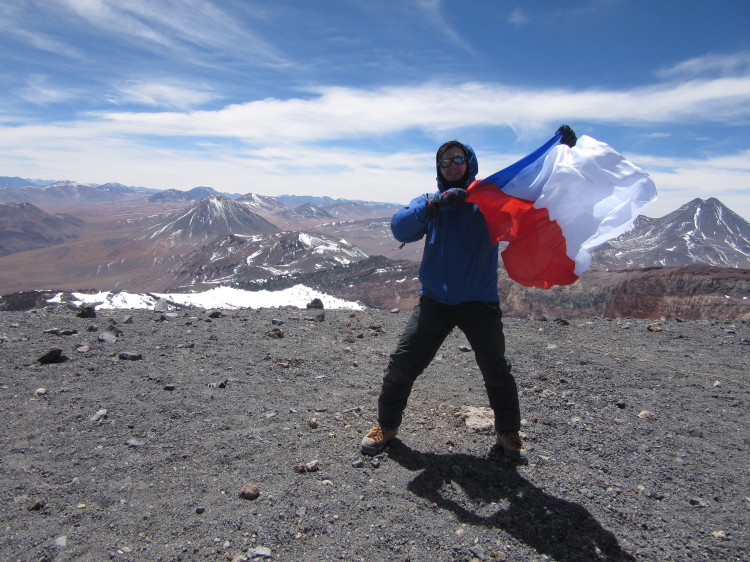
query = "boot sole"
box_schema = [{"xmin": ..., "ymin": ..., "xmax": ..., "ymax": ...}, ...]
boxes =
[{"xmin": 360, "ymin": 440, "xmax": 389, "ymax": 456}]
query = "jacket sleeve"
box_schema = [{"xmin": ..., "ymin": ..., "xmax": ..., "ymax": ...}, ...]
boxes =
[{"xmin": 391, "ymin": 193, "xmax": 432, "ymax": 243}]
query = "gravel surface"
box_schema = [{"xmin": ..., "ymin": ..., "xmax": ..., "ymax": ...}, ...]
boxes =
[{"xmin": 1, "ymin": 305, "xmax": 748, "ymax": 561}]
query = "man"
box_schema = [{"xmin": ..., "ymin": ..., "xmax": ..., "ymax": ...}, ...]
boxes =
[{"xmin": 361, "ymin": 139, "xmax": 527, "ymax": 462}]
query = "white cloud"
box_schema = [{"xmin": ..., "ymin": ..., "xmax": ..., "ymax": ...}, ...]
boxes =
[
  {"xmin": 108, "ymin": 81, "xmax": 219, "ymax": 110},
  {"xmin": 657, "ymin": 52, "xmax": 750, "ymax": 79},
  {"xmin": 507, "ymin": 8, "xmax": 528, "ymax": 26},
  {"xmin": 2, "ymin": 76, "xmax": 750, "ymax": 219},
  {"xmin": 16, "ymin": 75, "xmax": 81, "ymax": 105},
  {"xmin": 412, "ymin": 0, "xmax": 475, "ymax": 56},
  {"xmin": 59, "ymin": 0, "xmax": 286, "ymax": 64},
  {"xmin": 2, "ymin": 114, "xmax": 748, "ymax": 220},
  {"xmin": 89, "ymin": 77, "xmax": 750, "ymax": 145},
  {"xmin": 3, "ymin": 27, "xmax": 84, "ymax": 59},
  {"xmin": 632, "ymin": 151, "xmax": 750, "ymax": 219}
]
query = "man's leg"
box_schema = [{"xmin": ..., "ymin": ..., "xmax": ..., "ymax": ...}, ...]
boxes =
[
  {"xmin": 377, "ymin": 298, "xmax": 455, "ymax": 429},
  {"xmin": 458, "ymin": 302, "xmax": 521, "ymax": 434}
]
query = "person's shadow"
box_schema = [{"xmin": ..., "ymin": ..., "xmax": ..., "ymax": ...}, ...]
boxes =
[{"xmin": 387, "ymin": 441, "xmax": 634, "ymax": 561}]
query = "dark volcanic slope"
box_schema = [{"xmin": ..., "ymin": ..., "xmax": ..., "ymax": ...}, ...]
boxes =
[
  {"xmin": 0, "ymin": 307, "xmax": 748, "ymax": 561},
  {"xmin": 0, "ymin": 202, "xmax": 86, "ymax": 256}
]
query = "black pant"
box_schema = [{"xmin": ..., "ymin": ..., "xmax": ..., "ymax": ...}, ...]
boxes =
[{"xmin": 378, "ymin": 297, "xmax": 521, "ymax": 434}]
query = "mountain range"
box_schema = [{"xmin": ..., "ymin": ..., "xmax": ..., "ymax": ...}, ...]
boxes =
[
  {"xmin": 592, "ymin": 197, "xmax": 750, "ymax": 269},
  {"xmin": 0, "ymin": 202, "xmax": 86, "ymax": 256},
  {"xmin": 0, "ymin": 176, "xmax": 748, "ymax": 318}
]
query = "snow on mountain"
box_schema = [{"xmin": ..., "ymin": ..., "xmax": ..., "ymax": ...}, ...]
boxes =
[
  {"xmin": 144, "ymin": 194, "xmax": 279, "ymax": 243},
  {"xmin": 0, "ymin": 179, "xmax": 153, "ymax": 203},
  {"xmin": 48, "ymin": 284, "xmax": 364, "ymax": 310},
  {"xmin": 147, "ymin": 186, "xmax": 221, "ymax": 202},
  {"xmin": 236, "ymin": 192, "xmax": 289, "ymax": 215},
  {"xmin": 166, "ymin": 231, "xmax": 368, "ymax": 290},
  {"xmin": 592, "ymin": 198, "xmax": 750, "ymax": 269},
  {"xmin": 0, "ymin": 176, "xmax": 47, "ymax": 188},
  {"xmin": 278, "ymin": 202, "xmax": 334, "ymax": 220}
]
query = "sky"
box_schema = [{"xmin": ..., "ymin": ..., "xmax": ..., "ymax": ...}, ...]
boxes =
[{"xmin": 1, "ymin": 0, "xmax": 749, "ymax": 220}]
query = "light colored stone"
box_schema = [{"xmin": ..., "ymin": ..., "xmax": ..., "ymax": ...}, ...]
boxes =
[{"xmin": 461, "ymin": 406, "xmax": 495, "ymax": 433}]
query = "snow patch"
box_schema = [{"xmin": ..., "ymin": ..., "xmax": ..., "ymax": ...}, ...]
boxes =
[{"xmin": 51, "ymin": 285, "xmax": 363, "ymax": 310}]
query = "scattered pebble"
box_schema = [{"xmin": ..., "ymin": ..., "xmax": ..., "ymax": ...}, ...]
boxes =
[
  {"xmin": 27, "ymin": 499, "xmax": 46, "ymax": 511},
  {"xmin": 252, "ymin": 546, "xmax": 272, "ymax": 558},
  {"xmin": 294, "ymin": 460, "xmax": 321, "ymax": 473},
  {"xmin": 54, "ymin": 536, "xmax": 68, "ymax": 548},
  {"xmin": 239, "ymin": 483, "xmax": 260, "ymax": 500},
  {"xmin": 89, "ymin": 409, "xmax": 108, "ymax": 423},
  {"xmin": 37, "ymin": 348, "xmax": 65, "ymax": 364},
  {"xmin": 712, "ymin": 530, "xmax": 729, "ymax": 540}
]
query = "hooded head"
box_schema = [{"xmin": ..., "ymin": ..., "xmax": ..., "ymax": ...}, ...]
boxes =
[{"xmin": 435, "ymin": 140, "xmax": 478, "ymax": 191}]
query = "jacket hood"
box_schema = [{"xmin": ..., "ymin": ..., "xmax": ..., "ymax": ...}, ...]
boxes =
[{"xmin": 436, "ymin": 141, "xmax": 478, "ymax": 191}]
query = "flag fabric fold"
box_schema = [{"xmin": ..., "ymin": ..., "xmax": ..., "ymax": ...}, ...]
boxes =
[{"xmin": 465, "ymin": 132, "xmax": 657, "ymax": 289}]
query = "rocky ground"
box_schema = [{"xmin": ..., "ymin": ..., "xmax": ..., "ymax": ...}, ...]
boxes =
[{"xmin": 1, "ymin": 303, "xmax": 748, "ymax": 561}]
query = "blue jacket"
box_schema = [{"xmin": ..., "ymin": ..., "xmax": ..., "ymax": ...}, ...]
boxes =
[{"xmin": 391, "ymin": 144, "xmax": 500, "ymax": 305}]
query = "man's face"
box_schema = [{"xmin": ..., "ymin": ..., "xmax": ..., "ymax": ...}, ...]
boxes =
[{"xmin": 439, "ymin": 146, "xmax": 468, "ymax": 184}]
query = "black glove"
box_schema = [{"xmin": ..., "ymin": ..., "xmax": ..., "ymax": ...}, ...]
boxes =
[
  {"xmin": 557, "ymin": 124, "xmax": 577, "ymax": 147},
  {"xmin": 428, "ymin": 188, "xmax": 467, "ymax": 217}
]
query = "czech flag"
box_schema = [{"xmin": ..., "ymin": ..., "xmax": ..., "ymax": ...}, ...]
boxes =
[{"xmin": 465, "ymin": 131, "xmax": 657, "ymax": 289}]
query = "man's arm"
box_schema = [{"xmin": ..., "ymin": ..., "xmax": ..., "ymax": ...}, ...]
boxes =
[{"xmin": 391, "ymin": 193, "xmax": 431, "ymax": 243}]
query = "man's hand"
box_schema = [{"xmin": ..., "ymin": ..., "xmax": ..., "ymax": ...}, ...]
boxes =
[
  {"xmin": 431, "ymin": 188, "xmax": 467, "ymax": 213},
  {"xmin": 557, "ymin": 125, "xmax": 577, "ymax": 147}
]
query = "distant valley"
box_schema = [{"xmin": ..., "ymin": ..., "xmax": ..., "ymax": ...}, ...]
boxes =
[{"xmin": 1, "ymin": 177, "xmax": 749, "ymax": 319}]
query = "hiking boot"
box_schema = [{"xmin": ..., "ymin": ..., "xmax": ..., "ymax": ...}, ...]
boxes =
[
  {"xmin": 495, "ymin": 432, "xmax": 527, "ymax": 463},
  {"xmin": 360, "ymin": 425, "xmax": 397, "ymax": 455}
]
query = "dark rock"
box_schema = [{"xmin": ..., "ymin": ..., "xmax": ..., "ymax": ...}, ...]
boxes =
[
  {"xmin": 27, "ymin": 499, "xmax": 46, "ymax": 511},
  {"xmin": 239, "ymin": 483, "xmax": 260, "ymax": 500},
  {"xmin": 77, "ymin": 306, "xmax": 97, "ymax": 319},
  {"xmin": 305, "ymin": 311, "xmax": 325, "ymax": 322},
  {"xmin": 38, "ymin": 348, "xmax": 65, "ymax": 364},
  {"xmin": 306, "ymin": 298, "xmax": 324, "ymax": 309}
]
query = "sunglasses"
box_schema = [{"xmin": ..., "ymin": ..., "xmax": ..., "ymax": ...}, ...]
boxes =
[{"xmin": 438, "ymin": 155, "xmax": 468, "ymax": 168}]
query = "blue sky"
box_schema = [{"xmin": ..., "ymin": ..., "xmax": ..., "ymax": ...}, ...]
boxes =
[{"xmin": 1, "ymin": 0, "xmax": 749, "ymax": 219}]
